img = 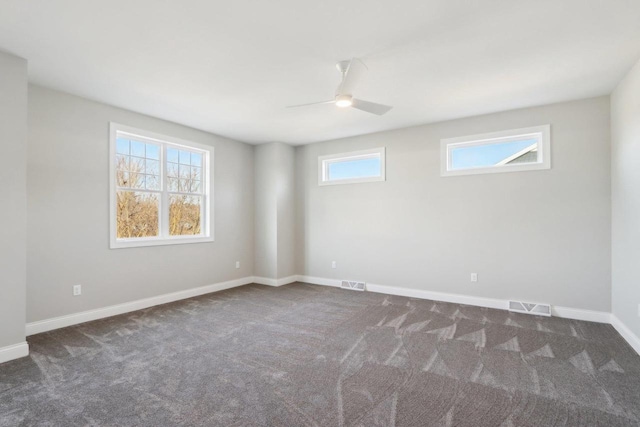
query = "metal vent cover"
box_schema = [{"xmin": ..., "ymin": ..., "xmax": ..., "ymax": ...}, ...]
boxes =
[
  {"xmin": 341, "ymin": 280, "xmax": 366, "ymax": 291},
  {"xmin": 509, "ymin": 301, "xmax": 551, "ymax": 317}
]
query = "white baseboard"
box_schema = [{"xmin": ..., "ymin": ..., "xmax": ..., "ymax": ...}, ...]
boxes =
[
  {"xmin": 23, "ymin": 273, "xmax": 637, "ymax": 357},
  {"xmin": 0, "ymin": 341, "xmax": 29, "ymax": 364},
  {"xmin": 552, "ymin": 306, "xmax": 611, "ymax": 323},
  {"xmin": 252, "ymin": 276, "xmax": 277, "ymax": 286},
  {"xmin": 252, "ymin": 275, "xmax": 298, "ymax": 287},
  {"xmin": 26, "ymin": 276, "xmax": 254, "ymax": 336},
  {"xmin": 611, "ymin": 314, "xmax": 640, "ymax": 356},
  {"xmin": 297, "ymin": 275, "xmax": 341, "ymax": 288},
  {"xmin": 367, "ymin": 283, "xmax": 508, "ymax": 311},
  {"xmin": 296, "ymin": 276, "xmax": 610, "ymax": 324}
]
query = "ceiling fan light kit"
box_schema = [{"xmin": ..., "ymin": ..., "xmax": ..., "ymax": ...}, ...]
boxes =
[
  {"xmin": 335, "ymin": 95, "xmax": 353, "ymax": 108},
  {"xmin": 286, "ymin": 57, "xmax": 392, "ymax": 115}
]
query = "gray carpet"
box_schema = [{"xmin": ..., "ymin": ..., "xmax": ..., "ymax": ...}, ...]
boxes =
[{"xmin": 1, "ymin": 283, "xmax": 640, "ymax": 426}]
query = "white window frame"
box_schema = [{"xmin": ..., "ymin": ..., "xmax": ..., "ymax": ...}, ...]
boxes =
[
  {"xmin": 440, "ymin": 125, "xmax": 551, "ymax": 177},
  {"xmin": 318, "ymin": 147, "xmax": 386, "ymax": 186},
  {"xmin": 109, "ymin": 122, "xmax": 214, "ymax": 249}
]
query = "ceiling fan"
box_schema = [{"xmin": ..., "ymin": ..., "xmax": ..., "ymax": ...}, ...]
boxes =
[{"xmin": 286, "ymin": 58, "xmax": 392, "ymax": 115}]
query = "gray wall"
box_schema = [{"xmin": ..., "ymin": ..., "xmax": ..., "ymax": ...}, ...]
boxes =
[
  {"xmin": 275, "ymin": 144, "xmax": 296, "ymax": 279},
  {"xmin": 27, "ymin": 86, "xmax": 254, "ymax": 323},
  {"xmin": 254, "ymin": 144, "xmax": 278, "ymax": 278},
  {"xmin": 0, "ymin": 52, "xmax": 28, "ymax": 348},
  {"xmin": 254, "ymin": 142, "xmax": 296, "ymax": 279},
  {"xmin": 611, "ymin": 58, "xmax": 640, "ymax": 337},
  {"xmin": 296, "ymin": 96, "xmax": 611, "ymax": 312}
]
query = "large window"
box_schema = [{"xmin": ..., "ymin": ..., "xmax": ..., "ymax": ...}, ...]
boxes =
[
  {"xmin": 441, "ymin": 125, "xmax": 551, "ymax": 177},
  {"xmin": 109, "ymin": 123, "xmax": 213, "ymax": 249},
  {"xmin": 318, "ymin": 147, "xmax": 385, "ymax": 185}
]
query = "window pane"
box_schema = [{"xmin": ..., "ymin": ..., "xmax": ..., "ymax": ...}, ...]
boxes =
[
  {"xmin": 167, "ymin": 162, "xmax": 179, "ymax": 178},
  {"xmin": 145, "ymin": 175, "xmax": 160, "ymax": 191},
  {"xmin": 169, "ymin": 195, "xmax": 202, "ymax": 236},
  {"xmin": 130, "ymin": 172, "xmax": 146, "ymax": 189},
  {"xmin": 145, "ymin": 159, "xmax": 159, "ymax": 175},
  {"xmin": 116, "ymin": 191, "xmax": 159, "ymax": 239},
  {"xmin": 450, "ymin": 138, "xmax": 538, "ymax": 170},
  {"xmin": 179, "ymin": 164, "xmax": 191, "ymax": 179},
  {"xmin": 167, "ymin": 177, "xmax": 179, "ymax": 192},
  {"xmin": 116, "ymin": 155, "xmax": 129, "ymax": 171},
  {"xmin": 179, "ymin": 178, "xmax": 189, "ymax": 192},
  {"xmin": 167, "ymin": 147, "xmax": 179, "ymax": 163},
  {"xmin": 190, "ymin": 180, "xmax": 201, "ymax": 193},
  {"xmin": 116, "ymin": 138, "xmax": 130, "ymax": 155},
  {"xmin": 191, "ymin": 166, "xmax": 201, "ymax": 180},
  {"xmin": 179, "ymin": 150, "xmax": 191, "ymax": 165},
  {"xmin": 117, "ymin": 166, "xmax": 145, "ymax": 189},
  {"xmin": 191, "ymin": 152, "xmax": 202, "ymax": 167},
  {"xmin": 131, "ymin": 140, "xmax": 145, "ymax": 157},
  {"xmin": 327, "ymin": 157, "xmax": 381, "ymax": 181},
  {"xmin": 116, "ymin": 171, "xmax": 129, "ymax": 187},
  {"xmin": 129, "ymin": 157, "xmax": 145, "ymax": 173},
  {"xmin": 146, "ymin": 144, "xmax": 160, "ymax": 160}
]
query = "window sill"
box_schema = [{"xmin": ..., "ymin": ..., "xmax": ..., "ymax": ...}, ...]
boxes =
[
  {"xmin": 110, "ymin": 235, "xmax": 214, "ymax": 249},
  {"xmin": 319, "ymin": 176, "xmax": 386, "ymax": 186}
]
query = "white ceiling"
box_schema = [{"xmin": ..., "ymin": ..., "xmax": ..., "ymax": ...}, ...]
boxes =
[{"xmin": 2, "ymin": 1, "xmax": 640, "ymax": 145}]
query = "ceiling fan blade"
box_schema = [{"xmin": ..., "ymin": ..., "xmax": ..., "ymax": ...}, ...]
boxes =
[
  {"xmin": 286, "ymin": 100, "xmax": 335, "ymax": 109},
  {"xmin": 338, "ymin": 58, "xmax": 367, "ymax": 96},
  {"xmin": 351, "ymin": 99, "xmax": 392, "ymax": 115}
]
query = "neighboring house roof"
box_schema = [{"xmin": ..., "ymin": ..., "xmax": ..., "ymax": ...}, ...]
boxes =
[{"xmin": 496, "ymin": 143, "xmax": 538, "ymax": 165}]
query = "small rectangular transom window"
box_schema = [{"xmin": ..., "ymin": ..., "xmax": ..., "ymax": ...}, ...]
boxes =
[
  {"xmin": 441, "ymin": 125, "xmax": 550, "ymax": 177},
  {"xmin": 318, "ymin": 147, "xmax": 385, "ymax": 186},
  {"xmin": 109, "ymin": 123, "xmax": 213, "ymax": 249}
]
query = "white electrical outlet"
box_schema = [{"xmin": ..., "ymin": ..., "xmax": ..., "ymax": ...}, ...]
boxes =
[
  {"xmin": 637, "ymin": 304, "xmax": 640, "ymax": 317},
  {"xmin": 470, "ymin": 273, "xmax": 478, "ymax": 283},
  {"xmin": 235, "ymin": 261, "xmax": 240, "ymax": 269},
  {"xmin": 331, "ymin": 261, "xmax": 337, "ymax": 269},
  {"xmin": 73, "ymin": 285, "xmax": 82, "ymax": 296}
]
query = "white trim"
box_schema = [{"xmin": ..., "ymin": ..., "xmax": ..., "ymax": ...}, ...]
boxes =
[
  {"xmin": 297, "ymin": 275, "xmax": 341, "ymax": 287},
  {"xmin": 109, "ymin": 122, "xmax": 214, "ymax": 249},
  {"xmin": 495, "ymin": 144, "xmax": 537, "ymax": 166},
  {"xmin": 318, "ymin": 147, "xmax": 385, "ymax": 186},
  {"xmin": 611, "ymin": 315, "xmax": 640, "ymax": 356},
  {"xmin": 252, "ymin": 276, "xmax": 278, "ymax": 286},
  {"xmin": 20, "ymin": 276, "xmax": 639, "ymax": 357},
  {"xmin": 366, "ymin": 283, "xmax": 508, "ymax": 311},
  {"xmin": 26, "ymin": 277, "xmax": 254, "ymax": 336},
  {"xmin": 295, "ymin": 276, "xmax": 610, "ymax": 323},
  {"xmin": 0, "ymin": 342, "xmax": 29, "ymax": 364},
  {"xmin": 552, "ymin": 306, "xmax": 611, "ymax": 323},
  {"xmin": 252, "ymin": 275, "xmax": 299, "ymax": 287},
  {"xmin": 441, "ymin": 125, "xmax": 551, "ymax": 177}
]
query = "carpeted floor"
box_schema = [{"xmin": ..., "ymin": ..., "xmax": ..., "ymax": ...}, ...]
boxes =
[{"xmin": 1, "ymin": 283, "xmax": 639, "ymax": 426}]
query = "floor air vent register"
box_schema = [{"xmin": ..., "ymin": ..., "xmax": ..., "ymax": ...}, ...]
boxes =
[
  {"xmin": 508, "ymin": 300, "xmax": 551, "ymax": 317},
  {"xmin": 341, "ymin": 281, "xmax": 366, "ymax": 291}
]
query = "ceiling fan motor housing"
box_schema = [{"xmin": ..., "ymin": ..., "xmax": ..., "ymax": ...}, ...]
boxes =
[{"xmin": 336, "ymin": 60, "xmax": 351, "ymax": 74}]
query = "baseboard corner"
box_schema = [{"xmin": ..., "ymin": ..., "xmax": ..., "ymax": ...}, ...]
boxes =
[
  {"xmin": 611, "ymin": 314, "xmax": 640, "ymax": 356},
  {"xmin": 253, "ymin": 275, "xmax": 299, "ymax": 287},
  {"xmin": 0, "ymin": 341, "xmax": 29, "ymax": 364}
]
